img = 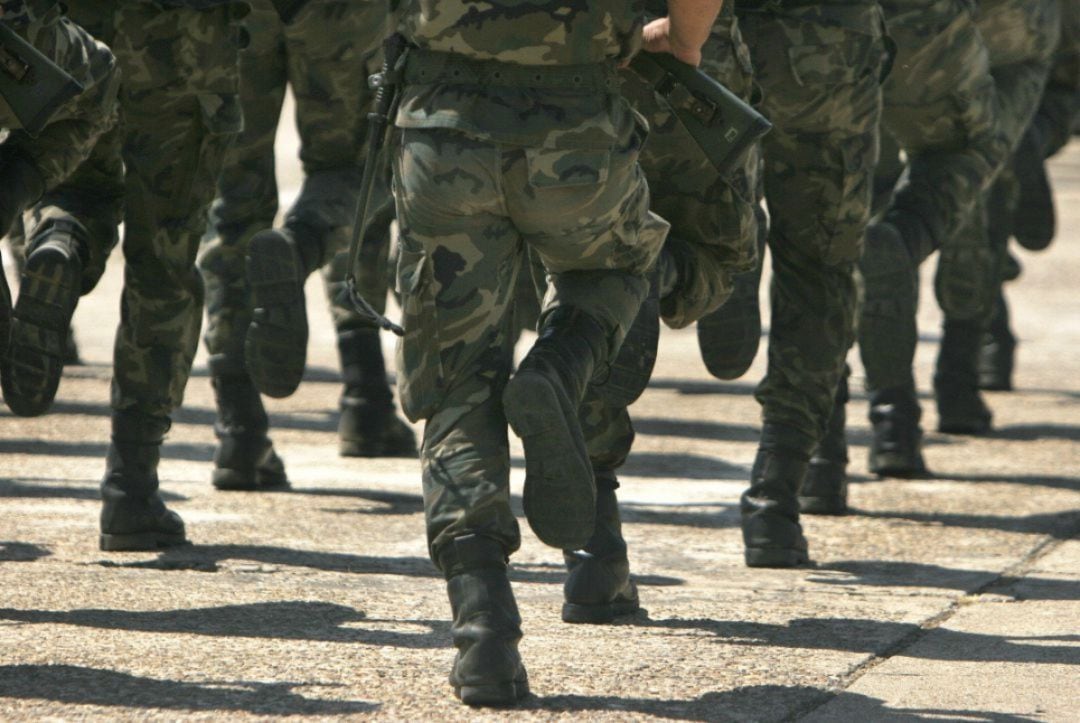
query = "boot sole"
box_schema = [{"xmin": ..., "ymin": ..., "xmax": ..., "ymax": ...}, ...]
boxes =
[
  {"xmin": 937, "ymin": 419, "xmax": 992, "ymax": 436},
  {"xmin": 562, "ymin": 596, "xmax": 640, "ymax": 624},
  {"xmin": 869, "ymin": 451, "xmax": 929, "ymax": 479},
  {"xmin": 798, "ymin": 495, "xmax": 848, "ymax": 515},
  {"xmin": 99, "ymin": 531, "xmax": 189, "ymax": 552},
  {"xmin": 246, "ymin": 230, "xmax": 307, "ymax": 399},
  {"xmin": 2, "ymin": 245, "xmax": 80, "ymax": 417},
  {"xmin": 212, "ymin": 467, "xmax": 290, "ymax": 491},
  {"xmin": 455, "ymin": 677, "xmax": 530, "ymax": 707},
  {"xmin": 503, "ymin": 370, "xmax": 595, "ymax": 551},
  {"xmin": 744, "ymin": 546, "xmax": 810, "ymax": 568}
]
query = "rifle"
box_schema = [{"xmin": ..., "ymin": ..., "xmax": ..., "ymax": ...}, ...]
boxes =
[
  {"xmin": 628, "ymin": 49, "xmax": 771, "ymax": 180},
  {"xmin": 344, "ymin": 32, "xmax": 409, "ymax": 336},
  {"xmin": 0, "ymin": 21, "xmax": 83, "ymax": 137}
]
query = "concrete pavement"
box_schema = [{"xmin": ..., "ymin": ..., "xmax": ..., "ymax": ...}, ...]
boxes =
[{"xmin": 0, "ymin": 128, "xmax": 1077, "ymax": 719}]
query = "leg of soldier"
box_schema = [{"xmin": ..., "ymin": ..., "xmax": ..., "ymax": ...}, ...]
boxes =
[
  {"xmin": 100, "ymin": 1, "xmax": 244, "ymax": 551},
  {"xmin": 274, "ymin": 0, "xmax": 417, "ymax": 457},
  {"xmin": 198, "ymin": 0, "xmax": 290, "ymax": 491},
  {"xmin": 0, "ymin": 3, "xmax": 117, "ymax": 236},
  {"xmin": 856, "ymin": 0, "xmax": 1005, "ymax": 474},
  {"xmin": 934, "ymin": 0, "xmax": 1060, "ymax": 434},
  {"xmin": 737, "ymin": 1, "xmax": 883, "ymax": 568},
  {"xmin": 799, "ymin": 364, "xmax": 850, "ymax": 515}
]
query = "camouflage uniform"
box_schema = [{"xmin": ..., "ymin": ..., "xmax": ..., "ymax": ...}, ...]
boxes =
[
  {"xmin": 735, "ymin": 0, "xmax": 885, "ymax": 567},
  {"xmin": 0, "ymin": 0, "xmax": 118, "ymax": 193}
]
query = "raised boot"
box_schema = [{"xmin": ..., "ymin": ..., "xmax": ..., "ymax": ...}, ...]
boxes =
[
  {"xmin": 440, "ymin": 535, "xmax": 529, "ymax": 707},
  {"xmin": 562, "ymin": 473, "xmax": 640, "ymax": 624},
  {"xmin": 978, "ymin": 291, "xmax": 1015, "ymax": 391},
  {"xmin": 696, "ymin": 231, "xmax": 765, "ymax": 380},
  {"xmin": 1011, "ymin": 125, "xmax": 1055, "ymax": 252},
  {"xmin": 936, "ymin": 319, "xmax": 993, "ymax": 435},
  {"xmin": 337, "ymin": 328, "xmax": 417, "ymax": 457},
  {"xmin": 209, "ymin": 358, "xmax": 289, "ymax": 491},
  {"xmin": 799, "ymin": 372, "xmax": 849, "ymax": 515},
  {"xmin": 868, "ymin": 385, "xmax": 928, "ymax": 478},
  {"xmin": 504, "ymin": 306, "xmax": 605, "ymax": 550},
  {"xmin": 741, "ymin": 423, "xmax": 813, "ymax": 568},
  {"xmin": 245, "ymin": 222, "xmax": 323, "ymax": 398},
  {"xmin": 2, "ymin": 223, "xmax": 86, "ymax": 416},
  {"xmin": 99, "ymin": 410, "xmax": 187, "ymax": 551}
]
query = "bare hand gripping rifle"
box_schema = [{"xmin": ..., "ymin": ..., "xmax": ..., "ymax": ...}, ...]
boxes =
[
  {"xmin": 0, "ymin": 21, "xmax": 83, "ymax": 136},
  {"xmin": 344, "ymin": 32, "xmax": 408, "ymax": 336}
]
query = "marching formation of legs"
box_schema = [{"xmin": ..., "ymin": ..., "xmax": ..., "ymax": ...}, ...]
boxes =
[{"xmin": 2, "ymin": 0, "xmax": 1077, "ymax": 710}]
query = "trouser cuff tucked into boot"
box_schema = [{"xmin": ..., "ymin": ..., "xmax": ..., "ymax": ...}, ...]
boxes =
[
  {"xmin": 800, "ymin": 372, "xmax": 850, "ymax": 515},
  {"xmin": 741, "ymin": 423, "xmax": 814, "ymax": 568}
]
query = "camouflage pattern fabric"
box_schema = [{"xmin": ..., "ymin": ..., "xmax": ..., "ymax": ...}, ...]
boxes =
[
  {"xmin": 20, "ymin": 0, "xmax": 244, "ymax": 416},
  {"xmin": 858, "ymin": 0, "xmax": 1008, "ymax": 394},
  {"xmin": 1036, "ymin": 0, "xmax": 1080, "ymax": 158},
  {"xmin": 0, "ymin": 0, "xmax": 118, "ymax": 189},
  {"xmin": 737, "ymin": 0, "xmax": 884, "ymax": 447},
  {"xmin": 198, "ymin": 0, "xmax": 387, "ymax": 376}
]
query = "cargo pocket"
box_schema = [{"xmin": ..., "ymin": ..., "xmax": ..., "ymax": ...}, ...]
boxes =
[
  {"xmin": 395, "ymin": 237, "xmax": 444, "ymax": 422},
  {"xmin": 524, "ymin": 146, "xmax": 610, "ymax": 189}
]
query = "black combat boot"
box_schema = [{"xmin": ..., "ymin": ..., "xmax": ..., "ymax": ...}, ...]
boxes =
[
  {"xmin": 799, "ymin": 373, "xmax": 849, "ymax": 515},
  {"xmin": 100, "ymin": 410, "xmax": 187, "ymax": 551},
  {"xmin": 337, "ymin": 328, "xmax": 417, "ymax": 457},
  {"xmin": 1011, "ymin": 125, "xmax": 1054, "ymax": 252},
  {"xmin": 504, "ymin": 307, "xmax": 608, "ymax": 550},
  {"xmin": 978, "ymin": 291, "xmax": 1015, "ymax": 391},
  {"xmin": 245, "ymin": 222, "xmax": 323, "ymax": 399},
  {"xmin": 741, "ymin": 423, "xmax": 814, "ymax": 568},
  {"xmin": 935, "ymin": 320, "xmax": 993, "ymax": 435},
  {"xmin": 2, "ymin": 225, "xmax": 86, "ymax": 417},
  {"xmin": 562, "ymin": 472, "xmax": 640, "ymax": 624},
  {"xmin": 440, "ymin": 535, "xmax": 529, "ymax": 707},
  {"xmin": 696, "ymin": 231, "xmax": 765, "ymax": 381},
  {"xmin": 0, "ymin": 149, "xmax": 44, "ymax": 238},
  {"xmin": 868, "ymin": 384, "xmax": 928, "ymax": 478},
  {"xmin": 209, "ymin": 357, "xmax": 289, "ymax": 491}
]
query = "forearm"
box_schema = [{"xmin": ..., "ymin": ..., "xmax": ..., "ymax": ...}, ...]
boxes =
[{"xmin": 667, "ymin": 0, "xmax": 724, "ymax": 57}]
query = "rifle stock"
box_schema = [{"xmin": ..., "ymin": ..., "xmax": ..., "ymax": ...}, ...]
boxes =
[{"xmin": 0, "ymin": 22, "xmax": 83, "ymax": 137}]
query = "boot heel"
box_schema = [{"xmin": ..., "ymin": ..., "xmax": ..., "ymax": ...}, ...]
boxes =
[
  {"xmin": 99, "ymin": 531, "xmax": 188, "ymax": 552},
  {"xmin": 561, "ymin": 600, "xmax": 638, "ymax": 624}
]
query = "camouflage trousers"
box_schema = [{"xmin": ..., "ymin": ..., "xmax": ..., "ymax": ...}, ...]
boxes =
[
  {"xmin": 578, "ymin": 6, "xmax": 762, "ymax": 476},
  {"xmin": 197, "ymin": 0, "xmax": 387, "ymax": 374},
  {"xmin": 739, "ymin": 0, "xmax": 885, "ymax": 447},
  {"xmin": 394, "ymin": 122, "xmax": 666, "ymax": 563},
  {"xmin": 858, "ymin": 0, "xmax": 1007, "ymax": 393},
  {"xmin": 0, "ymin": 1, "xmax": 117, "ymax": 190},
  {"xmin": 21, "ymin": 0, "xmax": 244, "ymax": 416}
]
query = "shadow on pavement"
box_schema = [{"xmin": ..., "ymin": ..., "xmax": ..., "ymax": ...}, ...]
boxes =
[
  {"xmin": 0, "ymin": 664, "xmax": 376, "ymax": 715},
  {"xmin": 621, "ymin": 452, "xmax": 748, "ymax": 481},
  {"xmin": 0, "ymin": 439, "xmax": 213, "ymax": 463},
  {"xmin": 620, "ymin": 501, "xmax": 739, "ymax": 530},
  {"xmin": 809, "ymin": 560, "xmax": 1080, "ymax": 601},
  {"xmin": 0, "ymin": 541, "xmax": 51, "ymax": 562},
  {"xmin": 285, "ymin": 487, "xmax": 424, "ymax": 515},
  {"xmin": 625, "ymin": 615, "xmax": 1080, "ymax": 665},
  {"xmin": 49, "ymin": 400, "xmax": 339, "ymax": 434},
  {"xmin": 989, "ymin": 423, "xmax": 1080, "ymax": 442},
  {"xmin": 0, "ymin": 601, "xmax": 446, "ymax": 648},
  {"xmin": 530, "ymin": 683, "xmax": 1041, "ymax": 721},
  {"xmin": 646, "ymin": 378, "xmax": 758, "ymax": 397},
  {"xmin": 857, "ymin": 509, "xmax": 1080, "ymax": 540},
  {"xmin": 921, "ymin": 473, "xmax": 1080, "ymax": 492},
  {"xmin": 0, "ymin": 478, "xmax": 185, "ymax": 502}
]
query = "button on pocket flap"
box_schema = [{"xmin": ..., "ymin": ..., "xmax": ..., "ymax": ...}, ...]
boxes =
[
  {"xmin": 788, "ymin": 44, "xmax": 858, "ymax": 87},
  {"xmin": 525, "ymin": 146, "xmax": 610, "ymax": 188}
]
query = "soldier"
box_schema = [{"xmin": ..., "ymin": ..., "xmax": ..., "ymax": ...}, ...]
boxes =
[
  {"xmin": 387, "ymin": 0, "xmax": 737, "ymax": 705},
  {"xmin": 0, "ymin": 0, "xmax": 117, "ymax": 360},
  {"xmin": 3, "ymin": 0, "xmax": 246, "ymax": 551},
  {"xmin": 930, "ymin": 0, "xmax": 1060, "ymax": 429},
  {"xmin": 197, "ymin": 0, "xmax": 414, "ymax": 493},
  {"xmin": 563, "ymin": 1, "xmax": 761, "ymax": 624},
  {"xmin": 730, "ymin": 0, "xmax": 885, "ymax": 566}
]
